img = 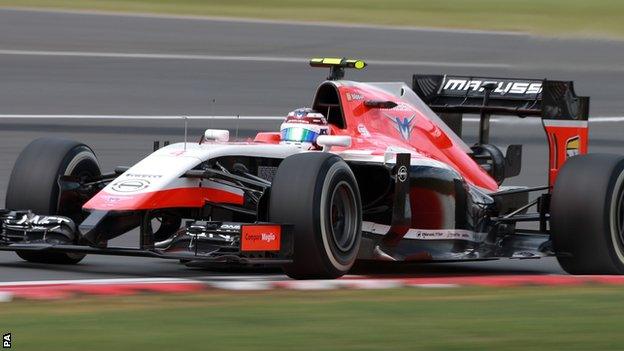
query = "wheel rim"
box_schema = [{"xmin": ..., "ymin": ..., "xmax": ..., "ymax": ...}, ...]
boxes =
[
  {"xmin": 328, "ymin": 181, "xmax": 358, "ymax": 253},
  {"xmin": 65, "ymin": 157, "xmax": 100, "ymax": 222},
  {"xmin": 618, "ymin": 186, "xmax": 624, "ymax": 245}
]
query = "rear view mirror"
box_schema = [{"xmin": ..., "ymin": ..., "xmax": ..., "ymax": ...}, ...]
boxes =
[
  {"xmin": 316, "ymin": 135, "xmax": 352, "ymax": 151},
  {"xmin": 203, "ymin": 129, "xmax": 229, "ymax": 142}
]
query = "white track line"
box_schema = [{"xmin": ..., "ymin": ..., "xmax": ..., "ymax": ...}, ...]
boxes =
[
  {"xmin": 208, "ymin": 281, "xmax": 272, "ymax": 290},
  {"xmin": 0, "ymin": 115, "xmax": 621, "ymax": 123},
  {"xmin": 0, "ymin": 7, "xmax": 525, "ymax": 36},
  {"xmin": 465, "ymin": 117, "xmax": 623, "ymax": 123},
  {"xmin": 0, "ymin": 49, "xmax": 512, "ymax": 69},
  {"xmin": 1, "ymin": 49, "xmax": 622, "ymax": 72},
  {"xmin": 582, "ymin": 116, "xmax": 624, "ymax": 123}
]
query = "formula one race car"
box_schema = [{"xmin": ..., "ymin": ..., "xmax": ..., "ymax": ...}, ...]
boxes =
[{"xmin": 1, "ymin": 58, "xmax": 622, "ymax": 279}]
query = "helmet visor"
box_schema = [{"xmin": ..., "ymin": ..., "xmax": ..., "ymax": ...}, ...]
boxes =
[{"xmin": 280, "ymin": 127, "xmax": 319, "ymax": 143}]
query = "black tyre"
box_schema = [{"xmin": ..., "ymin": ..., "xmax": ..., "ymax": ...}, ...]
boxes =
[
  {"xmin": 269, "ymin": 153, "xmax": 362, "ymax": 279},
  {"xmin": 551, "ymin": 153, "xmax": 624, "ymax": 274},
  {"xmin": 471, "ymin": 144, "xmax": 506, "ymax": 185},
  {"xmin": 6, "ymin": 137, "xmax": 101, "ymax": 264}
]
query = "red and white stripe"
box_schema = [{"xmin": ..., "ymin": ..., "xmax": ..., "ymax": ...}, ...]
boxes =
[{"xmin": 2, "ymin": 275, "xmax": 624, "ymax": 301}]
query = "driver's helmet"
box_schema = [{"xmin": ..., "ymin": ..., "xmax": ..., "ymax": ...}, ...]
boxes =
[{"xmin": 280, "ymin": 108, "xmax": 330, "ymax": 150}]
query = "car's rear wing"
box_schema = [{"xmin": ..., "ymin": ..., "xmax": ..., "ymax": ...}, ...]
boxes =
[
  {"xmin": 412, "ymin": 75, "xmax": 589, "ymax": 120},
  {"xmin": 412, "ymin": 74, "xmax": 590, "ymax": 188}
]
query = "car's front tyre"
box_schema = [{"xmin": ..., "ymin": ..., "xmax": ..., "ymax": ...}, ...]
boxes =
[
  {"xmin": 269, "ymin": 152, "xmax": 362, "ymax": 279},
  {"xmin": 6, "ymin": 137, "xmax": 101, "ymax": 264}
]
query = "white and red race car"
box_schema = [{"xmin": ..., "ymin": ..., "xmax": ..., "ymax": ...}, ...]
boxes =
[{"xmin": 1, "ymin": 58, "xmax": 622, "ymax": 279}]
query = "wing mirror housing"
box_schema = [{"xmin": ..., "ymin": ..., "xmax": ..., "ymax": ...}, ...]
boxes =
[
  {"xmin": 364, "ymin": 100, "xmax": 398, "ymax": 109},
  {"xmin": 316, "ymin": 135, "xmax": 352, "ymax": 151},
  {"xmin": 203, "ymin": 129, "xmax": 229, "ymax": 143}
]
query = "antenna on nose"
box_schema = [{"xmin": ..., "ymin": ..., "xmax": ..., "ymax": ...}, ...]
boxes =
[{"xmin": 183, "ymin": 115, "xmax": 188, "ymax": 151}]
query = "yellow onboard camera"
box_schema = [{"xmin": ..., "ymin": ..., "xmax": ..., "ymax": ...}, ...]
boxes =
[{"xmin": 309, "ymin": 57, "xmax": 367, "ymax": 80}]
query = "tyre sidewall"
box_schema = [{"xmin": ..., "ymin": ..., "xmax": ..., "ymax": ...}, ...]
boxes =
[
  {"xmin": 607, "ymin": 164, "xmax": 624, "ymax": 270},
  {"xmin": 317, "ymin": 161, "xmax": 362, "ymax": 273}
]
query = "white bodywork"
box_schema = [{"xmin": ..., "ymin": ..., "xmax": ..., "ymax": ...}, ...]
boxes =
[
  {"xmin": 105, "ymin": 142, "xmax": 301, "ymax": 196},
  {"xmin": 83, "ymin": 139, "xmax": 460, "ymax": 211},
  {"xmin": 101, "ymin": 140, "xmax": 457, "ymax": 197}
]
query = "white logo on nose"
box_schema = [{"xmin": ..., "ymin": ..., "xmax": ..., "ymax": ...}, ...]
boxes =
[{"xmin": 111, "ymin": 179, "xmax": 150, "ymax": 193}]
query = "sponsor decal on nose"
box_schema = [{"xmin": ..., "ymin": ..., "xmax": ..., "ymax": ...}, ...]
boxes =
[{"xmin": 111, "ymin": 179, "xmax": 150, "ymax": 193}]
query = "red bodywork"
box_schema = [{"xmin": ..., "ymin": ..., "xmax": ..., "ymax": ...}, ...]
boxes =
[
  {"xmin": 85, "ymin": 186, "xmax": 244, "ymax": 211},
  {"xmin": 258, "ymin": 81, "xmax": 589, "ymax": 191},
  {"xmin": 543, "ymin": 120, "xmax": 589, "ymax": 187},
  {"xmin": 331, "ymin": 83, "xmax": 499, "ymax": 191},
  {"xmin": 258, "ymin": 82, "xmax": 499, "ymax": 191}
]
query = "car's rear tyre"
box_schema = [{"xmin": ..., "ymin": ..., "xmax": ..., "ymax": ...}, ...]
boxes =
[
  {"xmin": 6, "ymin": 137, "xmax": 101, "ymax": 264},
  {"xmin": 471, "ymin": 144, "xmax": 506, "ymax": 185},
  {"xmin": 270, "ymin": 152, "xmax": 362, "ymax": 279},
  {"xmin": 551, "ymin": 153, "xmax": 624, "ymax": 274}
]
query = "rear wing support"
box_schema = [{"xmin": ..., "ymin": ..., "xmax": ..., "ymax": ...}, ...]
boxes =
[{"xmin": 412, "ymin": 75, "xmax": 590, "ymax": 188}]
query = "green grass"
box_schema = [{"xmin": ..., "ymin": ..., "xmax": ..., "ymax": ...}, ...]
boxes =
[
  {"xmin": 2, "ymin": 286, "xmax": 624, "ymax": 350},
  {"xmin": 1, "ymin": 0, "xmax": 624, "ymax": 38}
]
